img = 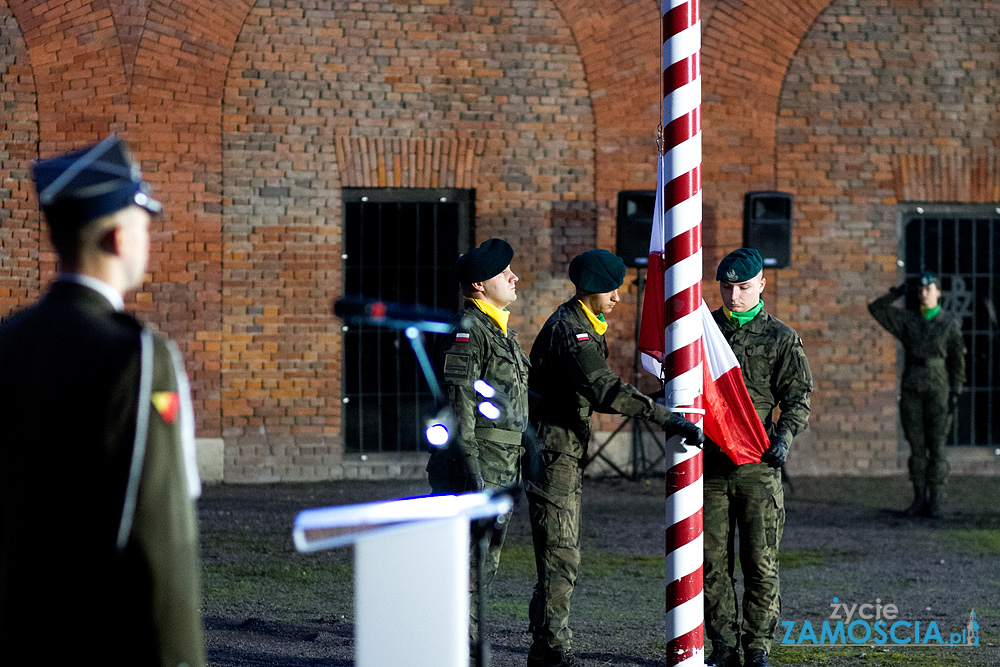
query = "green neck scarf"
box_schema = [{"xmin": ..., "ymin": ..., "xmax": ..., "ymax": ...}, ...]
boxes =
[
  {"xmin": 725, "ymin": 300, "xmax": 763, "ymax": 327},
  {"xmin": 921, "ymin": 304, "xmax": 941, "ymax": 321}
]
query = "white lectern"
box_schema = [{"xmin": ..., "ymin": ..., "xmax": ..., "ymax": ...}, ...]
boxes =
[{"xmin": 293, "ymin": 492, "xmax": 513, "ymax": 667}]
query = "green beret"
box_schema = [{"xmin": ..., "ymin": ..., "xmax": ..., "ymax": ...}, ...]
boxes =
[
  {"xmin": 569, "ymin": 249, "xmax": 626, "ymax": 293},
  {"xmin": 919, "ymin": 271, "xmax": 939, "ymax": 287},
  {"xmin": 455, "ymin": 238, "xmax": 514, "ymax": 284},
  {"xmin": 716, "ymin": 248, "xmax": 763, "ymax": 282}
]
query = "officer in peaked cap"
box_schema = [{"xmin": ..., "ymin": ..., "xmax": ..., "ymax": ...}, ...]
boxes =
[
  {"xmin": 426, "ymin": 237, "xmax": 530, "ymax": 659},
  {"xmin": 869, "ymin": 269, "xmax": 965, "ymax": 518},
  {"xmin": 523, "ymin": 249, "xmax": 702, "ymax": 667},
  {"xmin": 0, "ymin": 136, "xmax": 206, "ymax": 666},
  {"xmin": 703, "ymin": 248, "xmax": 812, "ymax": 667}
]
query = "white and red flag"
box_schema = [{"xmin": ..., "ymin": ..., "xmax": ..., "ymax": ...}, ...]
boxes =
[
  {"xmin": 695, "ymin": 301, "xmax": 769, "ymax": 464},
  {"xmin": 638, "ymin": 158, "xmax": 768, "ymax": 465}
]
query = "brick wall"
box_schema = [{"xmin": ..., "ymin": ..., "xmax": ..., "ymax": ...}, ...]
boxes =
[
  {"xmin": 773, "ymin": 0, "xmax": 1000, "ymax": 474},
  {"xmin": 0, "ymin": 0, "xmax": 996, "ymax": 480},
  {"xmin": 221, "ymin": 0, "xmax": 595, "ymax": 480},
  {"xmin": 0, "ymin": 5, "xmax": 39, "ymax": 309}
]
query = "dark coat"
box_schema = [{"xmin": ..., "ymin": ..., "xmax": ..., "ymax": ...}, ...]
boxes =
[{"xmin": 0, "ymin": 281, "xmax": 204, "ymax": 667}]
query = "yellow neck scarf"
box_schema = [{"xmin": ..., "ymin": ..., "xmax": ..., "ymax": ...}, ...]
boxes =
[
  {"xmin": 577, "ymin": 300, "xmax": 609, "ymax": 335},
  {"xmin": 470, "ymin": 299, "xmax": 510, "ymax": 335}
]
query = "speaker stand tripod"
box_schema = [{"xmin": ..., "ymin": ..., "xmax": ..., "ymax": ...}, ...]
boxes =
[{"xmin": 584, "ymin": 267, "xmax": 666, "ymax": 480}]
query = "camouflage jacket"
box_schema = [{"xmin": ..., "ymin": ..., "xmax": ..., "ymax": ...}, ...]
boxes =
[
  {"xmin": 427, "ymin": 301, "xmax": 530, "ymax": 486},
  {"xmin": 868, "ymin": 291, "xmax": 966, "ymax": 394},
  {"xmin": 709, "ymin": 307, "xmax": 813, "ymax": 458},
  {"xmin": 528, "ymin": 299, "xmax": 669, "ymax": 458}
]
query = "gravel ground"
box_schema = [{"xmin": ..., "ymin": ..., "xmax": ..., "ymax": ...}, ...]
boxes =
[{"xmin": 199, "ymin": 474, "xmax": 1000, "ymax": 666}]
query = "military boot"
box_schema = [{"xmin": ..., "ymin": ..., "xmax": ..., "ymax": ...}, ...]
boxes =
[
  {"xmin": 527, "ymin": 644, "xmax": 578, "ymax": 667},
  {"xmin": 705, "ymin": 645, "xmax": 740, "ymax": 667},
  {"xmin": 744, "ymin": 648, "xmax": 772, "ymax": 667},
  {"xmin": 924, "ymin": 486, "xmax": 944, "ymax": 518},
  {"xmin": 904, "ymin": 484, "xmax": 925, "ymax": 517}
]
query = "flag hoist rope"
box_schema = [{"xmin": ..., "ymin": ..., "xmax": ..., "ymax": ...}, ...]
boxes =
[{"xmin": 660, "ymin": 0, "xmax": 705, "ymax": 665}]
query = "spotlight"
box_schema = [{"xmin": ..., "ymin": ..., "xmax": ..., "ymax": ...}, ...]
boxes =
[
  {"xmin": 477, "ymin": 401, "xmax": 501, "ymax": 421},
  {"xmin": 425, "ymin": 422, "xmax": 450, "ymax": 447},
  {"xmin": 424, "ymin": 407, "xmax": 454, "ymax": 447},
  {"xmin": 474, "ymin": 379, "xmax": 496, "ymax": 398}
]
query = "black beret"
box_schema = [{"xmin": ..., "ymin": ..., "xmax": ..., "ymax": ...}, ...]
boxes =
[
  {"xmin": 919, "ymin": 271, "xmax": 940, "ymax": 287},
  {"xmin": 716, "ymin": 248, "xmax": 763, "ymax": 282},
  {"xmin": 33, "ymin": 135, "xmax": 161, "ymax": 228},
  {"xmin": 569, "ymin": 249, "xmax": 626, "ymax": 293},
  {"xmin": 455, "ymin": 238, "xmax": 514, "ymax": 284}
]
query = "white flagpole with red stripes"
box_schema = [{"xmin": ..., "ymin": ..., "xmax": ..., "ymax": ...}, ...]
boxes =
[{"xmin": 660, "ymin": 0, "xmax": 704, "ymax": 664}]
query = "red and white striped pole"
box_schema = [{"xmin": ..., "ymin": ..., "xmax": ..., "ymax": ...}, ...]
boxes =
[{"xmin": 660, "ymin": 0, "xmax": 704, "ymax": 665}]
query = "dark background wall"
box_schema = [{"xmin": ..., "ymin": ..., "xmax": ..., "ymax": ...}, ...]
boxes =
[{"xmin": 1, "ymin": 0, "xmax": 997, "ymax": 480}]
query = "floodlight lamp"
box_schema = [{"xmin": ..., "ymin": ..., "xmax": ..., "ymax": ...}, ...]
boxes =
[{"xmin": 425, "ymin": 422, "xmax": 450, "ymax": 447}]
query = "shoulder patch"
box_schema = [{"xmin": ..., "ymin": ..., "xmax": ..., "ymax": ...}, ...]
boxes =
[
  {"xmin": 443, "ymin": 352, "xmax": 470, "ymax": 379},
  {"xmin": 152, "ymin": 391, "xmax": 180, "ymax": 424},
  {"xmin": 455, "ymin": 332, "xmax": 470, "ymax": 343},
  {"xmin": 575, "ymin": 333, "xmax": 590, "ymax": 342}
]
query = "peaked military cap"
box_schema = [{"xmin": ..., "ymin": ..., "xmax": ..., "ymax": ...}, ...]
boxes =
[
  {"xmin": 716, "ymin": 247, "xmax": 764, "ymax": 282},
  {"xmin": 919, "ymin": 271, "xmax": 940, "ymax": 287},
  {"xmin": 569, "ymin": 249, "xmax": 626, "ymax": 293},
  {"xmin": 32, "ymin": 135, "xmax": 161, "ymax": 227},
  {"xmin": 455, "ymin": 238, "xmax": 514, "ymax": 284}
]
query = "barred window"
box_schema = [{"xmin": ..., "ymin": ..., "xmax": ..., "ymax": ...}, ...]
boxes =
[
  {"xmin": 900, "ymin": 204, "xmax": 1000, "ymax": 447},
  {"xmin": 341, "ymin": 189, "xmax": 473, "ymax": 453}
]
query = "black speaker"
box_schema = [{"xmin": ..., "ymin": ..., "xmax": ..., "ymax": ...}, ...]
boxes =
[
  {"xmin": 616, "ymin": 190, "xmax": 656, "ymax": 268},
  {"xmin": 743, "ymin": 191, "xmax": 792, "ymax": 269}
]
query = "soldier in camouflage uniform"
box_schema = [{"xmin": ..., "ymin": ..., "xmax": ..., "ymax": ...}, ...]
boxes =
[
  {"xmin": 704, "ymin": 249, "xmax": 812, "ymax": 667},
  {"xmin": 524, "ymin": 249, "xmax": 703, "ymax": 667},
  {"xmin": 425, "ymin": 238, "xmax": 530, "ymax": 650},
  {"xmin": 868, "ymin": 271, "xmax": 965, "ymax": 518}
]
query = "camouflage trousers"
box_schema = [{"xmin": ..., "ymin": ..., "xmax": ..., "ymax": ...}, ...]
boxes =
[
  {"xmin": 468, "ymin": 480, "xmax": 514, "ymax": 644},
  {"xmin": 525, "ymin": 449, "xmax": 583, "ymax": 653},
  {"xmin": 428, "ymin": 472, "xmax": 514, "ymax": 646},
  {"xmin": 703, "ymin": 463, "xmax": 784, "ymax": 654},
  {"xmin": 899, "ymin": 388, "xmax": 952, "ymax": 486}
]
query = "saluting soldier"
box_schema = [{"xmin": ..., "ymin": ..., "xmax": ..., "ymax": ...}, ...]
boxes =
[
  {"xmin": 425, "ymin": 237, "xmax": 530, "ymax": 650},
  {"xmin": 0, "ymin": 136, "xmax": 205, "ymax": 667},
  {"xmin": 524, "ymin": 249, "xmax": 702, "ymax": 667},
  {"xmin": 869, "ymin": 271, "xmax": 965, "ymax": 517},
  {"xmin": 704, "ymin": 248, "xmax": 812, "ymax": 667}
]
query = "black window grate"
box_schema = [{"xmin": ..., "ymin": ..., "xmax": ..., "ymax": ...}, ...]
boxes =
[
  {"xmin": 341, "ymin": 189, "xmax": 472, "ymax": 453},
  {"xmin": 901, "ymin": 204, "xmax": 1000, "ymax": 448}
]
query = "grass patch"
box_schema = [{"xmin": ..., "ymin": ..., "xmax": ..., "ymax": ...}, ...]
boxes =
[
  {"xmin": 496, "ymin": 542, "xmax": 536, "ymax": 578},
  {"xmin": 200, "ymin": 521, "xmax": 354, "ymax": 620},
  {"xmin": 583, "ymin": 551, "xmax": 662, "ymax": 578},
  {"xmin": 488, "ymin": 599, "xmax": 529, "ymax": 619},
  {"xmin": 781, "ymin": 547, "xmax": 858, "ymax": 569},
  {"xmin": 772, "ymin": 645, "xmax": 964, "ymax": 665},
  {"xmin": 939, "ymin": 529, "xmax": 1000, "ymax": 556}
]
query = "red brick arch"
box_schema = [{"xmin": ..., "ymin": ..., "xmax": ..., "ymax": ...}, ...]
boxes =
[
  {"xmin": 548, "ymin": 0, "xmax": 832, "ymax": 255},
  {"xmin": 0, "ymin": 0, "xmax": 40, "ymax": 312}
]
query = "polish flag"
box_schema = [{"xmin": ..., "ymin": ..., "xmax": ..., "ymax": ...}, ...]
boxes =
[
  {"xmin": 638, "ymin": 157, "xmax": 768, "ymax": 465},
  {"xmin": 696, "ymin": 302, "xmax": 769, "ymax": 464},
  {"xmin": 637, "ymin": 155, "xmax": 668, "ymax": 379}
]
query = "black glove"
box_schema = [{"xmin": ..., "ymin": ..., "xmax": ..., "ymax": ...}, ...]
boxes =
[
  {"xmin": 948, "ymin": 391, "xmax": 960, "ymax": 415},
  {"xmin": 466, "ymin": 472, "xmax": 486, "ymax": 492},
  {"xmin": 889, "ymin": 283, "xmax": 907, "ymax": 299},
  {"xmin": 665, "ymin": 413, "xmax": 704, "ymax": 446},
  {"xmin": 761, "ymin": 434, "xmax": 788, "ymax": 469}
]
